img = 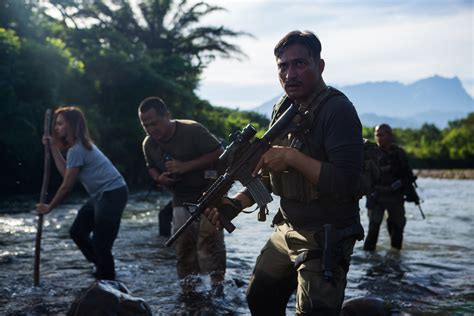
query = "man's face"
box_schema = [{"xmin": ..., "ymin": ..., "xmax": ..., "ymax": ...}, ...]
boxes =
[
  {"xmin": 139, "ymin": 108, "xmax": 171, "ymax": 142},
  {"xmin": 277, "ymin": 43, "xmax": 324, "ymax": 103},
  {"xmin": 375, "ymin": 127, "xmax": 392, "ymax": 148}
]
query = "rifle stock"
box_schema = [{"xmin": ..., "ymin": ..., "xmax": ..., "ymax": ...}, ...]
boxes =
[{"xmin": 164, "ymin": 103, "xmax": 299, "ymax": 247}]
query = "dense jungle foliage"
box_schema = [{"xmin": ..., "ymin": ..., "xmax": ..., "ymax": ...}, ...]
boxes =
[
  {"xmin": 1, "ymin": 0, "xmax": 472, "ymax": 196},
  {"xmin": 1, "ymin": 0, "xmax": 268, "ymax": 194}
]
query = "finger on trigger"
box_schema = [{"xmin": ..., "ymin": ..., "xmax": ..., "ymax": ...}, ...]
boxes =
[{"xmin": 252, "ymin": 157, "xmax": 264, "ymax": 177}]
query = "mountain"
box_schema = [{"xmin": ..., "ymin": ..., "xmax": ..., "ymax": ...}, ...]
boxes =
[{"xmin": 251, "ymin": 75, "xmax": 474, "ymax": 128}]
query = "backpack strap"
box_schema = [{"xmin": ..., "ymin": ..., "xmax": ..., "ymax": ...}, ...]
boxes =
[
  {"xmin": 300, "ymin": 86, "xmax": 344, "ymax": 132},
  {"xmin": 270, "ymin": 87, "xmax": 342, "ymax": 140},
  {"xmin": 270, "ymin": 95, "xmax": 292, "ymax": 126},
  {"xmin": 297, "ymin": 87, "xmax": 344, "ymax": 159}
]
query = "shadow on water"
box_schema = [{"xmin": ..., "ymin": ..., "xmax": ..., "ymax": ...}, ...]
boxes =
[{"xmin": 1, "ymin": 178, "xmax": 474, "ymax": 315}]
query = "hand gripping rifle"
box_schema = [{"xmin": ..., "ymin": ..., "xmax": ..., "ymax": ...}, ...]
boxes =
[{"xmin": 164, "ymin": 103, "xmax": 299, "ymax": 247}]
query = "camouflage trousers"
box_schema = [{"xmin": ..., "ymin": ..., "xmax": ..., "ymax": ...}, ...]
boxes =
[
  {"xmin": 172, "ymin": 206, "xmax": 226, "ymax": 281},
  {"xmin": 246, "ymin": 222, "xmax": 356, "ymax": 315}
]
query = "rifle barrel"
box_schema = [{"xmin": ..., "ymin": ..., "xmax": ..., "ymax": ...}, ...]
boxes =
[
  {"xmin": 418, "ymin": 204, "xmax": 426, "ymax": 220},
  {"xmin": 164, "ymin": 210, "xmax": 200, "ymax": 247}
]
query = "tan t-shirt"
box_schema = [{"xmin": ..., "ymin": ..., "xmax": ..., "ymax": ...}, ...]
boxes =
[{"xmin": 143, "ymin": 119, "xmax": 221, "ymax": 206}]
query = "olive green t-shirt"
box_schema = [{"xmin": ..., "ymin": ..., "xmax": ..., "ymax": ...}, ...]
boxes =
[{"xmin": 142, "ymin": 119, "xmax": 221, "ymax": 206}]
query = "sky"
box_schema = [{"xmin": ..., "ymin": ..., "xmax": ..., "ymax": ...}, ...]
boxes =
[{"xmin": 194, "ymin": 0, "xmax": 474, "ymax": 109}]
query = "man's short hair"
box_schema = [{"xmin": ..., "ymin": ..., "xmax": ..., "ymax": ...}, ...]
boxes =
[
  {"xmin": 138, "ymin": 97, "xmax": 168, "ymax": 116},
  {"xmin": 274, "ymin": 30, "xmax": 322, "ymax": 61},
  {"xmin": 376, "ymin": 123, "xmax": 393, "ymax": 135}
]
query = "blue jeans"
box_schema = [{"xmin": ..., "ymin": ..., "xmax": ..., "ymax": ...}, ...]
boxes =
[{"xmin": 70, "ymin": 185, "xmax": 128, "ymax": 280}]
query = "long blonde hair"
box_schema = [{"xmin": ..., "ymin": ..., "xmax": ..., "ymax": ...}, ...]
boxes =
[{"xmin": 54, "ymin": 106, "xmax": 93, "ymax": 150}]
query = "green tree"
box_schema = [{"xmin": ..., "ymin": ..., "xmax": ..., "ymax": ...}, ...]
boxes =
[
  {"xmin": 0, "ymin": 26, "xmax": 85, "ymax": 194},
  {"xmin": 43, "ymin": 0, "xmax": 251, "ymax": 186},
  {"xmin": 442, "ymin": 113, "xmax": 474, "ymax": 160},
  {"xmin": 376, "ymin": 114, "xmax": 474, "ymax": 168}
]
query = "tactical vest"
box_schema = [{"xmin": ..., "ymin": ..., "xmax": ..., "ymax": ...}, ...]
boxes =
[
  {"xmin": 269, "ymin": 87, "xmax": 381, "ymax": 203},
  {"xmin": 378, "ymin": 145, "xmax": 407, "ymax": 188},
  {"xmin": 269, "ymin": 87, "xmax": 342, "ymax": 203}
]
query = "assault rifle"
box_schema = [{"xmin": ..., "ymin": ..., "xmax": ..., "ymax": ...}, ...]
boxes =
[
  {"xmin": 405, "ymin": 176, "xmax": 425, "ymax": 219},
  {"xmin": 164, "ymin": 103, "xmax": 299, "ymax": 247}
]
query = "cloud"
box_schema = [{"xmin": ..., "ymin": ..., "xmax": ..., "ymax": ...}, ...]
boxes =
[{"xmin": 196, "ymin": 1, "xmax": 474, "ymax": 108}]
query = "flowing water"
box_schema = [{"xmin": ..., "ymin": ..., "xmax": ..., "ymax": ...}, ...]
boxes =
[{"xmin": 0, "ymin": 178, "xmax": 473, "ymax": 315}]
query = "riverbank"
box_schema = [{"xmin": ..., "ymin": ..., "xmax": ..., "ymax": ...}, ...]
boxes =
[{"xmin": 415, "ymin": 169, "xmax": 474, "ymax": 179}]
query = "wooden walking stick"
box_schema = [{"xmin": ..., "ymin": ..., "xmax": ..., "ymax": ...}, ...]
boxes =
[{"xmin": 34, "ymin": 109, "xmax": 52, "ymax": 286}]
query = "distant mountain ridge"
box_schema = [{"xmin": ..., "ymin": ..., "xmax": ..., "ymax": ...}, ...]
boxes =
[{"xmin": 252, "ymin": 75, "xmax": 474, "ymax": 128}]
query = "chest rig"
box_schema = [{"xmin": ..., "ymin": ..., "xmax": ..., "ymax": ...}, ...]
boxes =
[
  {"xmin": 269, "ymin": 87, "xmax": 343, "ymax": 203},
  {"xmin": 378, "ymin": 145, "xmax": 405, "ymax": 187}
]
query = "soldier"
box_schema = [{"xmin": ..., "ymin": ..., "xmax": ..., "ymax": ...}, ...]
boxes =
[
  {"xmin": 205, "ymin": 30, "xmax": 364, "ymax": 315},
  {"xmin": 363, "ymin": 123, "xmax": 416, "ymax": 251}
]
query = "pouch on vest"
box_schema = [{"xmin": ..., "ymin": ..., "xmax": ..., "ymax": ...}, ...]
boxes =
[
  {"xmin": 270, "ymin": 130, "xmax": 321, "ymax": 202},
  {"xmin": 269, "ymin": 87, "xmax": 341, "ymax": 203}
]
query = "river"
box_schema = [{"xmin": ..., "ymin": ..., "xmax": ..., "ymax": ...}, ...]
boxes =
[{"xmin": 0, "ymin": 177, "xmax": 473, "ymax": 315}]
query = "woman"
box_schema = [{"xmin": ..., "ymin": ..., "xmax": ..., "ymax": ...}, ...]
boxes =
[{"xmin": 36, "ymin": 106, "xmax": 128, "ymax": 280}]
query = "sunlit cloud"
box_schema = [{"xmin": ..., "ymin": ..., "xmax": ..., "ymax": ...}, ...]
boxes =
[{"xmin": 196, "ymin": 0, "xmax": 474, "ymax": 108}]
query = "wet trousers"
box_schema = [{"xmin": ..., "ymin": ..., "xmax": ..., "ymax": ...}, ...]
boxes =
[
  {"xmin": 70, "ymin": 185, "xmax": 128, "ymax": 280},
  {"xmin": 172, "ymin": 206, "xmax": 226, "ymax": 281},
  {"xmin": 246, "ymin": 222, "xmax": 356, "ymax": 315},
  {"xmin": 364, "ymin": 196, "xmax": 406, "ymax": 250}
]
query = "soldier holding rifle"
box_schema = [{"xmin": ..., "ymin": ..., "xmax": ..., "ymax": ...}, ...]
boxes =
[
  {"xmin": 363, "ymin": 123, "xmax": 420, "ymax": 251},
  {"xmin": 204, "ymin": 30, "xmax": 365, "ymax": 315}
]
